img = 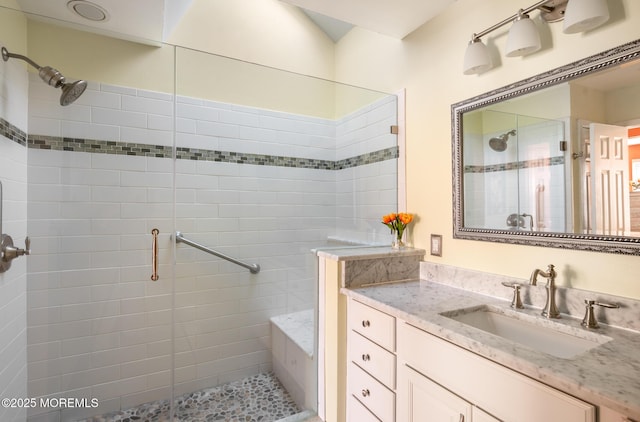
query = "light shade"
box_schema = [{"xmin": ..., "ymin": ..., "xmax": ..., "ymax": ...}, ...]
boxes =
[
  {"xmin": 463, "ymin": 39, "xmax": 492, "ymax": 75},
  {"xmin": 505, "ymin": 13, "xmax": 541, "ymax": 57},
  {"xmin": 563, "ymin": 0, "xmax": 610, "ymax": 34}
]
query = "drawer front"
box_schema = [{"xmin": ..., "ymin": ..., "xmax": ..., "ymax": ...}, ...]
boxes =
[
  {"xmin": 349, "ymin": 299, "xmax": 395, "ymax": 351},
  {"xmin": 348, "ymin": 395, "xmax": 382, "ymax": 422},
  {"xmin": 349, "ymin": 331, "xmax": 396, "ymax": 389},
  {"xmin": 348, "ymin": 362, "xmax": 395, "ymax": 422},
  {"xmin": 398, "ymin": 322, "xmax": 595, "ymax": 422}
]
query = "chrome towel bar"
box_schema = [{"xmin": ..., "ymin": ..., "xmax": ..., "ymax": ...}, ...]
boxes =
[{"xmin": 174, "ymin": 231, "xmax": 260, "ymax": 274}]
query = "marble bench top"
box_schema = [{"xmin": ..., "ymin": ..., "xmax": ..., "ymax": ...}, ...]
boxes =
[
  {"xmin": 270, "ymin": 309, "xmax": 314, "ymax": 358},
  {"xmin": 342, "ymin": 279, "xmax": 640, "ymax": 419}
]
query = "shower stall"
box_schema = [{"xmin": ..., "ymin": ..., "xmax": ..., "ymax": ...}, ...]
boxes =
[
  {"xmin": 0, "ymin": 8, "xmax": 399, "ymax": 422},
  {"xmin": 462, "ymin": 109, "xmax": 567, "ymax": 232}
]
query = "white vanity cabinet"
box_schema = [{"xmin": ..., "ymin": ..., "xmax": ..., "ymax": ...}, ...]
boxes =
[
  {"xmin": 397, "ymin": 321, "xmax": 596, "ymax": 422},
  {"xmin": 398, "ymin": 364, "xmax": 501, "ymax": 421},
  {"xmin": 397, "ymin": 365, "xmax": 498, "ymax": 422},
  {"xmin": 347, "ymin": 299, "xmax": 396, "ymax": 422}
]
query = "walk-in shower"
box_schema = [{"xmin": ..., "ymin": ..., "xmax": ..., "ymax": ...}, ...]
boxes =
[
  {"xmin": 0, "ymin": 8, "xmax": 399, "ymax": 419},
  {"xmin": 1, "ymin": 46, "xmax": 86, "ymax": 106}
]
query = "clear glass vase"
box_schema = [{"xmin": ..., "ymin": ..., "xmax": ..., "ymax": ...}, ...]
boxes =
[{"xmin": 392, "ymin": 232, "xmax": 405, "ymax": 249}]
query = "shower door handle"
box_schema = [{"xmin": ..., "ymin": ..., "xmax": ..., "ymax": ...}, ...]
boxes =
[{"xmin": 150, "ymin": 228, "xmax": 159, "ymax": 281}]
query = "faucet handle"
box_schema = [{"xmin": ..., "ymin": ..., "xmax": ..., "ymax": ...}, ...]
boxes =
[
  {"xmin": 501, "ymin": 282, "xmax": 524, "ymax": 309},
  {"xmin": 581, "ymin": 299, "xmax": 619, "ymax": 329},
  {"xmin": 24, "ymin": 236, "xmax": 31, "ymax": 255}
]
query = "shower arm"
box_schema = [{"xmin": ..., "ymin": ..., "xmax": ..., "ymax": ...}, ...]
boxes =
[
  {"xmin": 2, "ymin": 46, "xmax": 68, "ymax": 89},
  {"xmin": 1, "ymin": 47, "xmax": 42, "ymax": 71}
]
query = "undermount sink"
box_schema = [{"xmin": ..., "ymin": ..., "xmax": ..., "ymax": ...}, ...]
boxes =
[{"xmin": 441, "ymin": 305, "xmax": 612, "ymax": 359}]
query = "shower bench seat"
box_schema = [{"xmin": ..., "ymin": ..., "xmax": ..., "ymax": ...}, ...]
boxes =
[{"xmin": 270, "ymin": 309, "xmax": 315, "ymax": 411}]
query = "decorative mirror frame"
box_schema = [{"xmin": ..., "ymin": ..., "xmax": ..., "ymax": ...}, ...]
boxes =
[{"xmin": 452, "ymin": 39, "xmax": 640, "ymax": 256}]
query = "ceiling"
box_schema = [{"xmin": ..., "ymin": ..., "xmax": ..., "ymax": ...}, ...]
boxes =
[
  {"xmin": 14, "ymin": 0, "xmax": 193, "ymax": 46},
  {"xmin": 11, "ymin": 0, "xmax": 457, "ymax": 46},
  {"xmin": 280, "ymin": 0, "xmax": 457, "ymax": 39}
]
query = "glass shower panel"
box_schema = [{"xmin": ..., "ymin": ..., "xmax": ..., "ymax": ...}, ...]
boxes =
[
  {"xmin": 24, "ymin": 41, "xmax": 176, "ymax": 421},
  {"xmin": 463, "ymin": 109, "xmax": 566, "ymax": 232},
  {"xmin": 173, "ymin": 46, "xmax": 398, "ymax": 420},
  {"xmin": 515, "ymin": 114, "xmax": 566, "ymax": 232},
  {"xmin": 463, "ymin": 110, "xmax": 520, "ymax": 229}
]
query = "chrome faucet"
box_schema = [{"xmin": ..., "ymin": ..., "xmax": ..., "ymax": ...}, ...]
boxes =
[{"xmin": 529, "ymin": 264, "xmax": 560, "ymax": 318}]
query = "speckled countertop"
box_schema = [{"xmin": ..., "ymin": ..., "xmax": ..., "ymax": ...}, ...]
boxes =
[{"xmin": 342, "ymin": 279, "xmax": 640, "ymax": 419}]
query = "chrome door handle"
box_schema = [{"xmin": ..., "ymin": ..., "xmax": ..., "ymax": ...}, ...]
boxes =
[{"xmin": 151, "ymin": 228, "xmax": 159, "ymax": 281}]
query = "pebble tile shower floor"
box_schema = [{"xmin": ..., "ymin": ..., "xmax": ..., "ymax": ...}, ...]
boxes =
[{"xmin": 77, "ymin": 372, "xmax": 300, "ymax": 422}]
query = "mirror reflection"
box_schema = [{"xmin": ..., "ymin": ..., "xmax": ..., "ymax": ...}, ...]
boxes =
[
  {"xmin": 463, "ymin": 109, "xmax": 567, "ymax": 233},
  {"xmin": 454, "ymin": 40, "xmax": 640, "ymax": 254}
]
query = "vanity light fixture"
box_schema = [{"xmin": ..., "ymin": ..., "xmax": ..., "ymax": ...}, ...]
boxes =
[
  {"xmin": 505, "ymin": 10, "xmax": 541, "ymax": 57},
  {"xmin": 463, "ymin": 38, "xmax": 492, "ymax": 75},
  {"xmin": 563, "ymin": 0, "xmax": 610, "ymax": 33},
  {"xmin": 463, "ymin": 0, "xmax": 610, "ymax": 75}
]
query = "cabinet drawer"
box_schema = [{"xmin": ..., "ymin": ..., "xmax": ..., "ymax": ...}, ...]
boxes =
[
  {"xmin": 349, "ymin": 299, "xmax": 395, "ymax": 351},
  {"xmin": 349, "ymin": 331, "xmax": 396, "ymax": 389},
  {"xmin": 348, "ymin": 362, "xmax": 395, "ymax": 422},
  {"xmin": 348, "ymin": 394, "xmax": 382, "ymax": 422},
  {"xmin": 398, "ymin": 322, "xmax": 595, "ymax": 422}
]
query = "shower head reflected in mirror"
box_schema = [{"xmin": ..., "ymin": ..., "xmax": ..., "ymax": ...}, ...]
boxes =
[
  {"xmin": 2, "ymin": 46, "xmax": 87, "ymax": 106},
  {"xmin": 489, "ymin": 129, "xmax": 516, "ymax": 152}
]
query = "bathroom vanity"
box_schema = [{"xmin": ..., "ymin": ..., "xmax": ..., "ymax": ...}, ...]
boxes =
[
  {"xmin": 345, "ymin": 281, "xmax": 639, "ymax": 422},
  {"xmin": 316, "ymin": 247, "xmax": 640, "ymax": 422}
]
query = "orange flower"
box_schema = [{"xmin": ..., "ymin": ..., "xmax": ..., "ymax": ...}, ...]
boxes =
[
  {"xmin": 381, "ymin": 212, "xmax": 415, "ymax": 239},
  {"xmin": 398, "ymin": 213, "xmax": 413, "ymax": 225},
  {"xmin": 382, "ymin": 213, "xmax": 397, "ymax": 224}
]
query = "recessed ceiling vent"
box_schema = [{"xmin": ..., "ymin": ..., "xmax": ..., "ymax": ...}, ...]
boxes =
[{"xmin": 67, "ymin": 0, "xmax": 110, "ymax": 22}]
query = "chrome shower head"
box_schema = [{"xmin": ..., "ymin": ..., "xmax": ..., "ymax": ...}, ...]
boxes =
[
  {"xmin": 2, "ymin": 46, "xmax": 86, "ymax": 106},
  {"xmin": 60, "ymin": 80, "xmax": 88, "ymax": 106},
  {"xmin": 489, "ymin": 129, "xmax": 516, "ymax": 152}
]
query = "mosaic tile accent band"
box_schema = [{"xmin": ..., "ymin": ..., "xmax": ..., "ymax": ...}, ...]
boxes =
[
  {"xmin": 464, "ymin": 156, "xmax": 565, "ymax": 173},
  {"xmin": 0, "ymin": 117, "xmax": 27, "ymax": 146},
  {"xmin": 27, "ymin": 134, "xmax": 398, "ymax": 170}
]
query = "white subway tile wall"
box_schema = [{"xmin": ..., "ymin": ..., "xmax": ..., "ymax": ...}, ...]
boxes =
[
  {"xmin": 25, "ymin": 75, "xmax": 398, "ymax": 420},
  {"xmin": 0, "ymin": 56, "xmax": 29, "ymax": 422}
]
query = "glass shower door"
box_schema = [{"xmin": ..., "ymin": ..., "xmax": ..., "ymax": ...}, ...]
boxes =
[
  {"xmin": 24, "ymin": 41, "xmax": 177, "ymax": 421},
  {"xmin": 172, "ymin": 46, "xmax": 398, "ymax": 421}
]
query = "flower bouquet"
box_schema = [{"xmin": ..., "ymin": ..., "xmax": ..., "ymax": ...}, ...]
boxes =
[{"xmin": 382, "ymin": 212, "xmax": 414, "ymax": 248}]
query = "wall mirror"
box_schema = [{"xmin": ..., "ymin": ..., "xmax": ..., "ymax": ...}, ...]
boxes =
[{"xmin": 452, "ymin": 39, "xmax": 640, "ymax": 255}]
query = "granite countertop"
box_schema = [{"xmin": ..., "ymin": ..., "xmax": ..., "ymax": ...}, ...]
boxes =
[
  {"xmin": 315, "ymin": 245, "xmax": 426, "ymax": 261},
  {"xmin": 342, "ymin": 279, "xmax": 640, "ymax": 419}
]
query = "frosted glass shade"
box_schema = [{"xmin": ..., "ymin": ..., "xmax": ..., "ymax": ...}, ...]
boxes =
[
  {"xmin": 463, "ymin": 39, "xmax": 492, "ymax": 75},
  {"xmin": 563, "ymin": 0, "xmax": 610, "ymax": 34},
  {"xmin": 505, "ymin": 15, "xmax": 541, "ymax": 57}
]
